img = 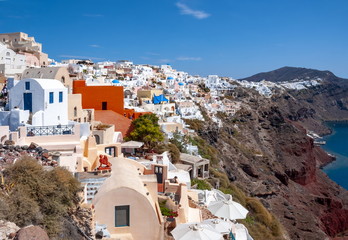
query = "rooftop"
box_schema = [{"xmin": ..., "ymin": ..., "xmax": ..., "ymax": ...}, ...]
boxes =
[
  {"xmin": 75, "ymin": 171, "xmax": 112, "ymax": 180},
  {"xmin": 174, "ymin": 163, "xmax": 192, "ymax": 172},
  {"xmin": 121, "ymin": 141, "xmax": 144, "ymax": 149},
  {"xmin": 22, "ymin": 67, "xmax": 66, "ymax": 80},
  {"xmin": 180, "ymin": 153, "xmax": 209, "ymax": 164},
  {"xmin": 94, "ymin": 110, "xmax": 132, "ymax": 137},
  {"xmin": 23, "ymin": 78, "xmax": 66, "ymax": 90}
]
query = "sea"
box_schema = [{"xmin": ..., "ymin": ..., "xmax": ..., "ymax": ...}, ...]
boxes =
[{"xmin": 321, "ymin": 121, "xmax": 348, "ymax": 190}]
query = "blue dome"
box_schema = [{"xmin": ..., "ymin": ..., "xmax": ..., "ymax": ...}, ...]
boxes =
[
  {"xmin": 178, "ymin": 82, "xmax": 184, "ymax": 86},
  {"xmin": 167, "ymin": 77, "xmax": 174, "ymax": 80},
  {"xmin": 112, "ymin": 79, "xmax": 120, "ymax": 83}
]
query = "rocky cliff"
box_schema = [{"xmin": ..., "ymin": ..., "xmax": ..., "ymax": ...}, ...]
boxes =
[
  {"xmin": 239, "ymin": 66, "xmax": 347, "ymax": 84},
  {"xmin": 198, "ymin": 67, "xmax": 348, "ymax": 239}
]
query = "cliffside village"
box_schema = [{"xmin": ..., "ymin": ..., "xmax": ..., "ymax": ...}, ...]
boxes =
[{"xmin": 0, "ymin": 32, "xmax": 260, "ymax": 240}]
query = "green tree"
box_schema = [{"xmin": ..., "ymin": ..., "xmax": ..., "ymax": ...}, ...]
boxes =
[{"xmin": 128, "ymin": 114, "xmax": 164, "ymax": 149}]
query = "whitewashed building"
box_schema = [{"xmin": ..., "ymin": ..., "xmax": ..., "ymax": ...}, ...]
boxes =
[
  {"xmin": 206, "ymin": 75, "xmax": 220, "ymax": 88},
  {"xmin": 9, "ymin": 78, "xmax": 68, "ymax": 126},
  {"xmin": 176, "ymin": 101, "xmax": 204, "ymax": 120},
  {"xmin": 0, "ymin": 42, "xmax": 26, "ymax": 77}
]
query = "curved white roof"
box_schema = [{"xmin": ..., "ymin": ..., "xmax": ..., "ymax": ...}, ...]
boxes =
[{"xmin": 24, "ymin": 78, "xmax": 66, "ymax": 89}]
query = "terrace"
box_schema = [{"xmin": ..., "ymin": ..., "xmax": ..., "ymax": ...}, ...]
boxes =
[{"xmin": 26, "ymin": 124, "xmax": 74, "ymax": 137}]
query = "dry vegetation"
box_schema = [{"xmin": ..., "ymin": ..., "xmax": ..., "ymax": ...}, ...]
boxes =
[{"xmin": 0, "ymin": 156, "xmax": 82, "ymax": 239}]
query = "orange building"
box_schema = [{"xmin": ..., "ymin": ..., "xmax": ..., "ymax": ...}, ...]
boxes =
[
  {"xmin": 73, "ymin": 80, "xmax": 124, "ymax": 115},
  {"xmin": 72, "ymin": 80, "xmax": 152, "ymax": 137},
  {"xmin": 124, "ymin": 108, "xmax": 152, "ymax": 120}
]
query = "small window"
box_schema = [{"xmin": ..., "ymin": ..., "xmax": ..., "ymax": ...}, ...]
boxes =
[
  {"xmin": 105, "ymin": 146, "xmax": 116, "ymax": 157},
  {"xmin": 59, "ymin": 91, "xmax": 63, "ymax": 102},
  {"xmin": 49, "ymin": 92, "xmax": 54, "ymax": 104},
  {"xmin": 25, "ymin": 82, "xmax": 30, "ymax": 90},
  {"xmin": 115, "ymin": 205, "xmax": 130, "ymax": 227},
  {"xmin": 74, "ymin": 107, "xmax": 77, "ymax": 117},
  {"xmin": 94, "ymin": 135, "xmax": 100, "ymax": 144}
]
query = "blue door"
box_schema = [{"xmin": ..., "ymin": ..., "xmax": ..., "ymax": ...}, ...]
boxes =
[{"xmin": 23, "ymin": 93, "xmax": 32, "ymax": 112}]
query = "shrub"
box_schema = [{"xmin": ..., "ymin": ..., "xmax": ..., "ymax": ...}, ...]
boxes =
[
  {"xmin": 218, "ymin": 181, "xmax": 284, "ymax": 240},
  {"xmin": 189, "ymin": 136, "xmax": 218, "ymax": 166},
  {"xmin": 159, "ymin": 200, "xmax": 178, "ymax": 217},
  {"xmin": 155, "ymin": 143, "xmax": 181, "ymax": 163},
  {"xmin": 210, "ymin": 168, "xmax": 230, "ymax": 189},
  {"xmin": 1, "ymin": 157, "xmax": 81, "ymax": 238},
  {"xmin": 160, "ymin": 205, "xmax": 172, "ymax": 217},
  {"xmin": 95, "ymin": 123, "xmax": 112, "ymax": 130},
  {"xmin": 191, "ymin": 179, "xmax": 212, "ymax": 190},
  {"xmin": 183, "ymin": 119, "xmax": 204, "ymax": 132}
]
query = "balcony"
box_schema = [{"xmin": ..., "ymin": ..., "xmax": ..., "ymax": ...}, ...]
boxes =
[{"xmin": 26, "ymin": 125, "xmax": 74, "ymax": 137}]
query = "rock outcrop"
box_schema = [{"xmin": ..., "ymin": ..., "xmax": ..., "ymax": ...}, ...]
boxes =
[
  {"xmin": 0, "ymin": 220, "xmax": 19, "ymax": 240},
  {"xmin": 14, "ymin": 226, "xmax": 49, "ymax": 240},
  {"xmin": 0, "ymin": 142, "xmax": 59, "ymax": 169}
]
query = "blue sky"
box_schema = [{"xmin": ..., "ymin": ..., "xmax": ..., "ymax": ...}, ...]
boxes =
[{"xmin": 0, "ymin": 0, "xmax": 347, "ymax": 78}]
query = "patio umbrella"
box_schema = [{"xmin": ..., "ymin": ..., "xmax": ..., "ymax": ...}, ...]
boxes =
[
  {"xmin": 208, "ymin": 195, "xmax": 249, "ymax": 220},
  {"xmin": 171, "ymin": 223, "xmax": 223, "ymax": 240},
  {"xmin": 202, "ymin": 218, "xmax": 233, "ymax": 234}
]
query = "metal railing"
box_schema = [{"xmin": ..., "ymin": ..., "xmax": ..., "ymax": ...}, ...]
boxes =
[{"xmin": 26, "ymin": 125, "xmax": 74, "ymax": 137}]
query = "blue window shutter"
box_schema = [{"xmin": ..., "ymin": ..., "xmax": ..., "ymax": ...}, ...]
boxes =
[
  {"xmin": 59, "ymin": 92, "xmax": 63, "ymax": 102},
  {"xmin": 25, "ymin": 82, "xmax": 30, "ymax": 90},
  {"xmin": 49, "ymin": 92, "xmax": 54, "ymax": 104}
]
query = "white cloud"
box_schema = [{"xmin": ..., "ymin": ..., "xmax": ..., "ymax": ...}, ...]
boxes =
[
  {"xmin": 176, "ymin": 2, "xmax": 210, "ymax": 19},
  {"xmin": 146, "ymin": 52, "xmax": 160, "ymax": 56},
  {"xmin": 59, "ymin": 55, "xmax": 105, "ymax": 60},
  {"xmin": 177, "ymin": 57, "xmax": 202, "ymax": 61},
  {"xmin": 83, "ymin": 14, "xmax": 104, "ymax": 17},
  {"xmin": 158, "ymin": 59, "xmax": 172, "ymax": 63},
  {"xmin": 139, "ymin": 56, "xmax": 151, "ymax": 60},
  {"xmin": 89, "ymin": 44, "xmax": 101, "ymax": 48}
]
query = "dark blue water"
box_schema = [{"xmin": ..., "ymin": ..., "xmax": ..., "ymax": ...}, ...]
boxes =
[{"xmin": 321, "ymin": 122, "xmax": 348, "ymax": 190}]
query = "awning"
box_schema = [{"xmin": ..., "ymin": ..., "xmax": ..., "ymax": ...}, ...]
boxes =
[{"xmin": 121, "ymin": 141, "xmax": 144, "ymax": 149}]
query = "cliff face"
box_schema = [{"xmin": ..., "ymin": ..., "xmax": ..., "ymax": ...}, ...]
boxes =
[{"xmin": 198, "ymin": 71, "xmax": 348, "ymax": 239}]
